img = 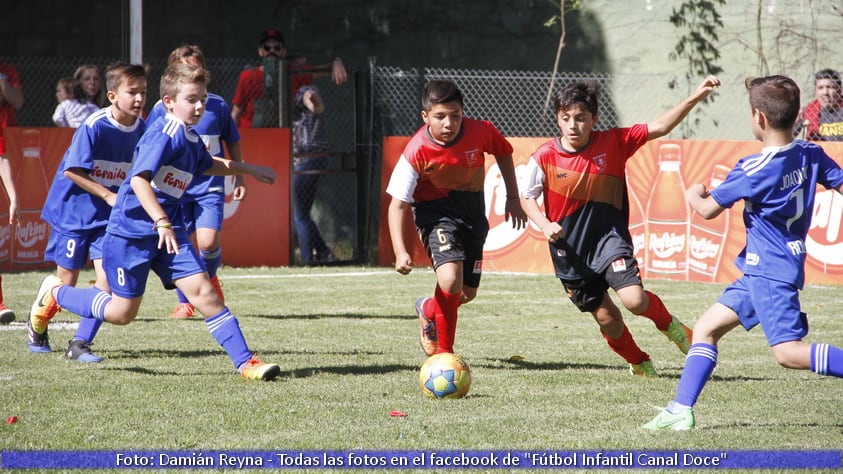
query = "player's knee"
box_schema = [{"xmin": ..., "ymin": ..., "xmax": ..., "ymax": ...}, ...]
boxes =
[{"xmin": 770, "ymin": 342, "xmax": 810, "ymax": 370}]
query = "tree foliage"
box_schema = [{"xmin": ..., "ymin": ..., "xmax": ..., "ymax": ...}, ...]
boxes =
[{"xmin": 668, "ymin": 0, "xmax": 725, "ymax": 136}]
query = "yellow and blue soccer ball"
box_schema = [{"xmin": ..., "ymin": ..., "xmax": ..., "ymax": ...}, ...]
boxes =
[{"xmin": 419, "ymin": 352, "xmax": 471, "ymax": 399}]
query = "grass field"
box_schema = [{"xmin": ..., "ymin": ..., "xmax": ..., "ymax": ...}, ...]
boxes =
[{"xmin": 1, "ymin": 266, "xmax": 841, "ymax": 472}]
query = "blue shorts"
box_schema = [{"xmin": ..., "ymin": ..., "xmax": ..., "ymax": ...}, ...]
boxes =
[
  {"xmin": 718, "ymin": 275, "xmax": 808, "ymax": 346},
  {"xmin": 102, "ymin": 232, "xmax": 207, "ymax": 298},
  {"xmin": 181, "ymin": 191, "xmax": 224, "ymax": 235},
  {"xmin": 45, "ymin": 227, "xmax": 107, "ymax": 270}
]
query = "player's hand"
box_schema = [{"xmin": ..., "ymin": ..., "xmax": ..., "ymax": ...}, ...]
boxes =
[
  {"xmin": 331, "ymin": 59, "xmax": 347, "ymax": 85},
  {"xmin": 542, "ymin": 222, "xmax": 564, "ymax": 243},
  {"xmin": 156, "ymin": 227, "xmax": 179, "ymax": 254},
  {"xmin": 505, "ymin": 197, "xmax": 527, "ymax": 230},
  {"xmin": 394, "ymin": 251, "xmax": 413, "ymax": 275},
  {"xmin": 695, "ymin": 75, "xmax": 721, "ymax": 100},
  {"xmin": 7, "ymin": 202, "xmax": 18, "ymax": 225},
  {"xmin": 232, "ymin": 176, "xmax": 247, "ymax": 201},
  {"xmin": 249, "ymin": 165, "xmax": 276, "ymax": 184}
]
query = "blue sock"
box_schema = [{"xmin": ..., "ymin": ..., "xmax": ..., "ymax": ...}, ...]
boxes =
[
  {"xmin": 202, "ymin": 247, "xmax": 222, "ymax": 278},
  {"xmin": 73, "ymin": 318, "xmax": 103, "ymax": 343},
  {"xmin": 205, "ymin": 308, "xmax": 251, "ymax": 370},
  {"xmin": 56, "ymin": 286, "xmax": 111, "ymax": 321},
  {"xmin": 673, "ymin": 343, "xmax": 718, "ymax": 409},
  {"xmin": 811, "ymin": 343, "xmax": 843, "ymax": 377},
  {"xmin": 175, "ymin": 288, "xmax": 189, "ymax": 304}
]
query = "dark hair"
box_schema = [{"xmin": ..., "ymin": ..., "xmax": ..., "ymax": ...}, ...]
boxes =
[
  {"xmin": 744, "ymin": 75, "xmax": 801, "ymax": 130},
  {"xmin": 160, "ymin": 63, "xmax": 210, "ymax": 101},
  {"xmin": 554, "ymin": 81, "xmax": 600, "ymax": 116},
  {"xmin": 814, "ymin": 68, "xmax": 841, "ymax": 89},
  {"xmin": 105, "ymin": 63, "xmax": 147, "ymax": 93},
  {"xmin": 421, "ymin": 80, "xmax": 464, "ymax": 111}
]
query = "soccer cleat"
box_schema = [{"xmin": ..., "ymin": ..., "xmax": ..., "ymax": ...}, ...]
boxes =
[
  {"xmin": 65, "ymin": 339, "xmax": 104, "ymax": 363},
  {"xmin": 661, "ymin": 316, "xmax": 693, "ymax": 354},
  {"xmin": 629, "ymin": 359, "xmax": 658, "ymax": 377},
  {"xmin": 30, "ymin": 275, "xmax": 63, "ymax": 327},
  {"xmin": 415, "ymin": 297, "xmax": 438, "ymax": 356},
  {"xmin": 239, "ymin": 357, "xmax": 280, "ymax": 381},
  {"xmin": 643, "ymin": 407, "xmax": 695, "ymax": 430},
  {"xmin": 0, "ymin": 303, "xmax": 14, "ymax": 325},
  {"xmin": 170, "ymin": 302, "xmax": 195, "ymax": 319},
  {"xmin": 210, "ymin": 275, "xmax": 224, "ymax": 302},
  {"xmin": 27, "ymin": 315, "xmax": 51, "ymax": 353}
]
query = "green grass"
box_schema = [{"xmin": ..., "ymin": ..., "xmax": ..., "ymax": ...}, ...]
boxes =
[{"xmin": 0, "ymin": 267, "xmax": 841, "ymax": 472}]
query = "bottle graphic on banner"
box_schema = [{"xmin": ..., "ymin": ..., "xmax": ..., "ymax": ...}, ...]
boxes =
[
  {"xmin": 12, "ymin": 129, "xmax": 50, "ymax": 267},
  {"xmin": 645, "ymin": 143, "xmax": 688, "ymax": 280},
  {"xmin": 627, "ymin": 177, "xmax": 647, "ymax": 277},
  {"xmin": 0, "ymin": 183, "xmax": 10, "ymax": 271},
  {"xmin": 687, "ymin": 164, "xmax": 731, "ymax": 282}
]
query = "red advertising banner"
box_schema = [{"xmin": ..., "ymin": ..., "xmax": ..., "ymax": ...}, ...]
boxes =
[
  {"xmin": 379, "ymin": 137, "xmax": 843, "ymax": 286},
  {"xmin": 1, "ymin": 127, "xmax": 291, "ymax": 271}
]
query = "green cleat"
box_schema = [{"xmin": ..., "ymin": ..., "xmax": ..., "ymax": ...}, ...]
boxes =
[
  {"xmin": 643, "ymin": 407, "xmax": 695, "ymax": 430},
  {"xmin": 629, "ymin": 359, "xmax": 658, "ymax": 377},
  {"xmin": 661, "ymin": 316, "xmax": 693, "ymax": 354}
]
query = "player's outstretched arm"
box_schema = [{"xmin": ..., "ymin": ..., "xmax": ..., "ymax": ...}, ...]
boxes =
[
  {"xmin": 686, "ymin": 182, "xmax": 726, "ymax": 220},
  {"xmin": 647, "ymin": 75, "xmax": 721, "ymax": 140},
  {"xmin": 208, "ymin": 157, "xmax": 276, "ymax": 184}
]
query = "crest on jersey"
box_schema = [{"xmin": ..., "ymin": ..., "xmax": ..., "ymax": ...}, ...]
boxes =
[
  {"xmin": 592, "ymin": 153, "xmax": 607, "ymax": 173},
  {"xmin": 465, "ymin": 149, "xmax": 480, "ymax": 167}
]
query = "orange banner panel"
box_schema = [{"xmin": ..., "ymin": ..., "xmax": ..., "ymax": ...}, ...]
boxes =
[{"xmin": 2, "ymin": 127, "xmax": 291, "ymax": 271}]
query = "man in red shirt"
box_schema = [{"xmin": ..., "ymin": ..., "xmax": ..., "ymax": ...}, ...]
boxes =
[
  {"xmin": 794, "ymin": 68, "xmax": 843, "ymax": 141},
  {"xmin": 231, "ymin": 28, "xmax": 347, "ymax": 129}
]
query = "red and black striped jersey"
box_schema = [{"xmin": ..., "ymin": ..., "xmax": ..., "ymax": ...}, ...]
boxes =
[
  {"xmin": 388, "ymin": 118, "xmax": 512, "ymax": 236},
  {"xmin": 523, "ymin": 124, "xmax": 648, "ymax": 279}
]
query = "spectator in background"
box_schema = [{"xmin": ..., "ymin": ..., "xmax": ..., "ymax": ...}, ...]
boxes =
[
  {"xmin": 292, "ymin": 85, "xmax": 335, "ymax": 263},
  {"xmin": 74, "ymin": 64, "xmax": 106, "ymax": 108},
  {"xmin": 52, "ymin": 76, "xmax": 100, "ymax": 128},
  {"xmin": 0, "ymin": 63, "xmax": 23, "ymax": 324},
  {"xmin": 794, "ymin": 68, "xmax": 843, "ymax": 141},
  {"xmin": 231, "ymin": 28, "xmax": 347, "ymax": 264},
  {"xmin": 231, "ymin": 28, "xmax": 347, "ymax": 129}
]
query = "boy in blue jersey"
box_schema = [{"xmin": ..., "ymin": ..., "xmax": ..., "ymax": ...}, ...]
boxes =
[
  {"xmin": 644, "ymin": 75, "xmax": 843, "ymax": 430},
  {"xmin": 147, "ymin": 45, "xmax": 246, "ymax": 319},
  {"xmin": 27, "ymin": 63, "xmax": 147, "ymax": 361},
  {"xmin": 29, "ymin": 63, "xmax": 280, "ymax": 381}
]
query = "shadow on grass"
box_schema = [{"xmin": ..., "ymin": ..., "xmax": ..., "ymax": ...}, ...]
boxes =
[
  {"xmin": 248, "ymin": 313, "xmax": 416, "ymax": 321},
  {"xmin": 281, "ymin": 363, "xmax": 416, "ymax": 379}
]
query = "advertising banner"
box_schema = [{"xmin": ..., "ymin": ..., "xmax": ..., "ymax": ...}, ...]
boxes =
[{"xmin": 2, "ymin": 127, "xmax": 291, "ymax": 270}]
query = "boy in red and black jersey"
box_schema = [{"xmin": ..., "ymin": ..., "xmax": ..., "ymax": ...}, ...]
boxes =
[
  {"xmin": 386, "ymin": 79, "xmax": 526, "ymax": 356},
  {"xmin": 520, "ymin": 76, "xmax": 720, "ymax": 376}
]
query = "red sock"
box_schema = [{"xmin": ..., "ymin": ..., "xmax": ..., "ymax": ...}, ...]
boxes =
[
  {"xmin": 602, "ymin": 324, "xmax": 649, "ymax": 364},
  {"xmin": 433, "ymin": 286, "xmax": 460, "ymax": 353},
  {"xmin": 640, "ymin": 291, "xmax": 672, "ymax": 331}
]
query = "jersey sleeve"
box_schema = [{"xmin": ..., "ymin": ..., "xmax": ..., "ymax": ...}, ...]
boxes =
[
  {"xmin": 709, "ymin": 165, "xmax": 747, "ymax": 209},
  {"xmin": 62, "ymin": 124, "xmax": 98, "ymax": 171},
  {"xmin": 385, "ymin": 155, "xmax": 418, "ymax": 203},
  {"xmin": 520, "ymin": 156, "xmax": 546, "ymax": 199}
]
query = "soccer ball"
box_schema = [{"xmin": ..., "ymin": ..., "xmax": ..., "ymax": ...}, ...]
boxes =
[{"xmin": 418, "ymin": 352, "xmax": 471, "ymax": 399}]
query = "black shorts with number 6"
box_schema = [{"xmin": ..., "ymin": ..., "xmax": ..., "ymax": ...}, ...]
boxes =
[{"xmin": 419, "ymin": 220, "xmax": 485, "ymax": 289}]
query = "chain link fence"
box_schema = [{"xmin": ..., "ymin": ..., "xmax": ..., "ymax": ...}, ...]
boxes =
[{"xmin": 2, "ymin": 56, "xmax": 760, "ymax": 266}]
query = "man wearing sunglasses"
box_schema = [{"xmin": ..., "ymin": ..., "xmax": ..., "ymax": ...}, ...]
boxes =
[{"xmin": 231, "ymin": 28, "xmax": 347, "ymax": 129}]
